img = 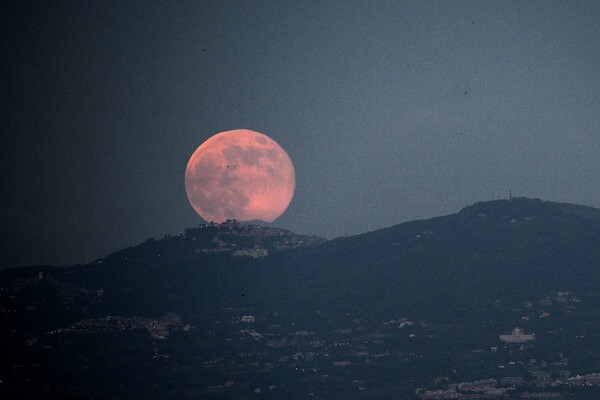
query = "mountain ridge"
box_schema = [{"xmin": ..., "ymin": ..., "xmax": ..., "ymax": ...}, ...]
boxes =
[
  {"xmin": 221, "ymin": 197, "xmax": 598, "ymax": 323},
  {"xmin": 2, "ymin": 197, "xmax": 598, "ymax": 274}
]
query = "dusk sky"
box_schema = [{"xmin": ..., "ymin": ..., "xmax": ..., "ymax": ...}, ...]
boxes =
[{"xmin": 2, "ymin": 1, "xmax": 599, "ymax": 268}]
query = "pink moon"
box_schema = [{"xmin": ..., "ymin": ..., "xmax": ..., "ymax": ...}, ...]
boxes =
[{"xmin": 184, "ymin": 129, "xmax": 296, "ymax": 223}]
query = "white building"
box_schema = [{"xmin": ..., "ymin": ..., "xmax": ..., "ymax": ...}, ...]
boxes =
[{"xmin": 499, "ymin": 327, "xmax": 535, "ymax": 343}]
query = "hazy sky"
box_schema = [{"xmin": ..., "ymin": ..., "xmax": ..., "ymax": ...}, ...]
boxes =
[{"xmin": 2, "ymin": 1, "xmax": 599, "ymax": 268}]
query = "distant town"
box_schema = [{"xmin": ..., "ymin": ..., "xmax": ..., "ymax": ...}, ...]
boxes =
[{"xmin": 7, "ymin": 268, "xmax": 600, "ymax": 399}]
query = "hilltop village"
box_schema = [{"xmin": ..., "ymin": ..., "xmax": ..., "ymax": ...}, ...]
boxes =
[{"xmin": 185, "ymin": 220, "xmax": 326, "ymax": 258}]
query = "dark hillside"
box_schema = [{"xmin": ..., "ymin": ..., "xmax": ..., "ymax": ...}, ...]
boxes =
[
  {"xmin": 249, "ymin": 198, "xmax": 600, "ymax": 319},
  {"xmin": 2, "ymin": 198, "xmax": 600, "ymax": 399}
]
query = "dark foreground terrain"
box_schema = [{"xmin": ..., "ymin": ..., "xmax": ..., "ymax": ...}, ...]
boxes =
[{"xmin": 2, "ymin": 198, "xmax": 600, "ymax": 399}]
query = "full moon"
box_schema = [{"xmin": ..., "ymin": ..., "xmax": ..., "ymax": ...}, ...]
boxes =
[{"xmin": 185, "ymin": 129, "xmax": 296, "ymax": 223}]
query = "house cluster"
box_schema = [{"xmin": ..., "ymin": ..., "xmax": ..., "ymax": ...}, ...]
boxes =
[
  {"xmin": 499, "ymin": 327, "xmax": 535, "ymax": 343},
  {"xmin": 190, "ymin": 221, "xmax": 325, "ymax": 257},
  {"xmin": 417, "ymin": 378, "xmax": 506, "ymax": 399},
  {"xmin": 417, "ymin": 372, "xmax": 600, "ymax": 400},
  {"xmin": 47, "ymin": 312, "xmax": 192, "ymax": 340},
  {"xmin": 233, "ymin": 248, "xmax": 269, "ymax": 258}
]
